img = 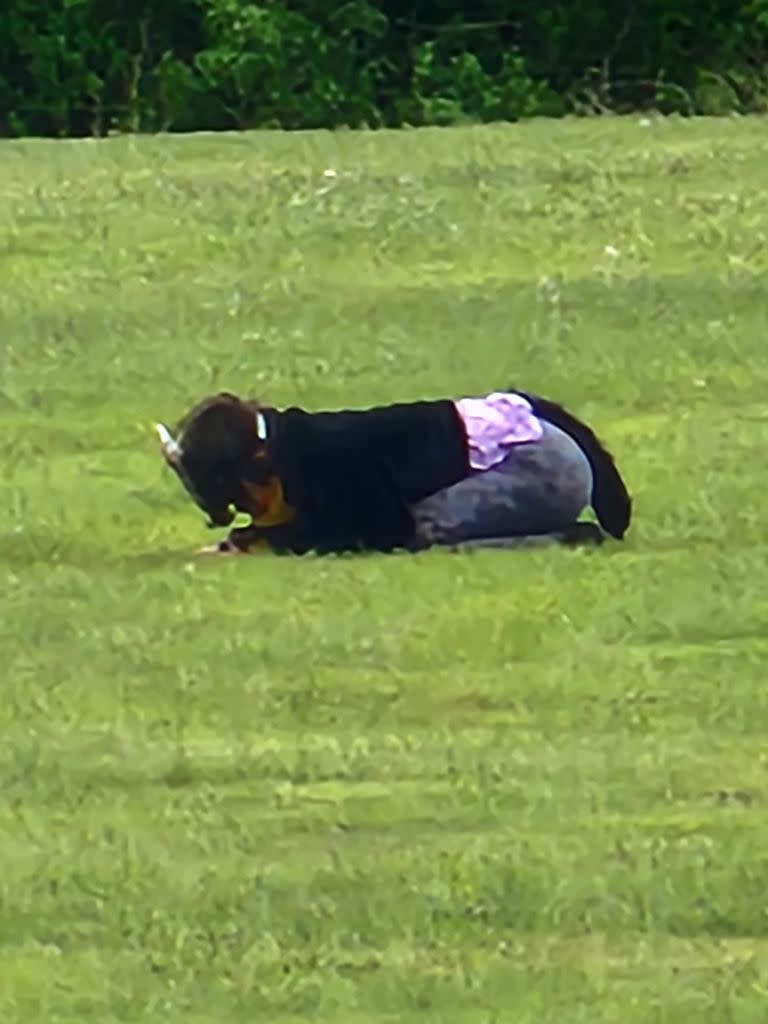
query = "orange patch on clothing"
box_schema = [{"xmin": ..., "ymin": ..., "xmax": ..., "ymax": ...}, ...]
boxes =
[{"xmin": 243, "ymin": 476, "xmax": 296, "ymax": 527}]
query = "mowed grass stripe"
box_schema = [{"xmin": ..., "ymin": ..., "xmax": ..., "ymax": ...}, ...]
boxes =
[{"xmin": 1, "ymin": 117, "xmax": 768, "ymax": 1021}]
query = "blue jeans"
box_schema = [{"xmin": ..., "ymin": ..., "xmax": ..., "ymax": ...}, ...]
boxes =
[{"xmin": 411, "ymin": 421, "xmax": 594, "ymax": 547}]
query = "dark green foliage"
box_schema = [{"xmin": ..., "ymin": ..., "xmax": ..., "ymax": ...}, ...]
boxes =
[{"xmin": 3, "ymin": 0, "xmax": 768, "ymax": 136}]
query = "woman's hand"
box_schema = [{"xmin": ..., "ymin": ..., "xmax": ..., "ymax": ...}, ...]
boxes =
[{"xmin": 197, "ymin": 539, "xmax": 243, "ymax": 555}]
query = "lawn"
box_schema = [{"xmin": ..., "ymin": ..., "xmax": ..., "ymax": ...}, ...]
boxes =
[{"xmin": 1, "ymin": 114, "xmax": 768, "ymax": 1023}]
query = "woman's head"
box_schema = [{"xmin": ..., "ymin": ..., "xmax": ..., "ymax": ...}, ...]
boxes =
[{"xmin": 156, "ymin": 392, "xmax": 271, "ymax": 526}]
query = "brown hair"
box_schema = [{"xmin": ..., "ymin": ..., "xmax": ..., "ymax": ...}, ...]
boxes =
[{"xmin": 173, "ymin": 392, "xmax": 269, "ymax": 526}]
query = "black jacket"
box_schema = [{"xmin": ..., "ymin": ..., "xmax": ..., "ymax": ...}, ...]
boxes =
[{"xmin": 261, "ymin": 399, "xmax": 470, "ymax": 553}]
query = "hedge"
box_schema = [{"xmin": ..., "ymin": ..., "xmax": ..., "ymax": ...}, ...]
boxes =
[{"xmin": 2, "ymin": 0, "xmax": 768, "ymax": 137}]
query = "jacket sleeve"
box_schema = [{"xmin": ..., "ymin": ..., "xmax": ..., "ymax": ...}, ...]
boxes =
[
  {"xmin": 304, "ymin": 443, "xmax": 416, "ymax": 553},
  {"xmin": 272, "ymin": 407, "xmax": 420, "ymax": 553}
]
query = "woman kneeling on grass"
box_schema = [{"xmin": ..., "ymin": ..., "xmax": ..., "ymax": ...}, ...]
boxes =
[{"xmin": 154, "ymin": 388, "xmax": 632, "ymax": 556}]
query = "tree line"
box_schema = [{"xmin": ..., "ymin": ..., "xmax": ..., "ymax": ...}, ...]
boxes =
[{"xmin": 2, "ymin": 0, "xmax": 766, "ymax": 137}]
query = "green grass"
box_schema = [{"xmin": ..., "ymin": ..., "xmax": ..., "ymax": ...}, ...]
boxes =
[{"xmin": 2, "ymin": 114, "xmax": 768, "ymax": 1022}]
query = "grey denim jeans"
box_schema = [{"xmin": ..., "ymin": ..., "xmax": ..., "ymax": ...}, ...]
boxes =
[{"xmin": 411, "ymin": 420, "xmax": 594, "ymax": 548}]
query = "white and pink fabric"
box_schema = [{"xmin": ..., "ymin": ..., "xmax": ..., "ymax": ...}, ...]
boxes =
[{"xmin": 454, "ymin": 391, "xmax": 543, "ymax": 471}]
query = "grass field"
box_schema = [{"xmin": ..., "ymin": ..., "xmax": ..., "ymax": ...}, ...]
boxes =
[{"xmin": 1, "ymin": 114, "xmax": 768, "ymax": 1022}]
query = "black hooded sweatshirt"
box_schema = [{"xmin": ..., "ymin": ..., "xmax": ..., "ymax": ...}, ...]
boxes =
[{"xmin": 259, "ymin": 398, "xmax": 471, "ymax": 554}]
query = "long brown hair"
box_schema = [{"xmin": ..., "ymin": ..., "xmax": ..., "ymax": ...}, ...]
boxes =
[{"xmin": 173, "ymin": 392, "xmax": 269, "ymax": 525}]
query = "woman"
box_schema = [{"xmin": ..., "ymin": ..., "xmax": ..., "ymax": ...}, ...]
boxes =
[{"xmin": 155, "ymin": 388, "xmax": 631, "ymax": 555}]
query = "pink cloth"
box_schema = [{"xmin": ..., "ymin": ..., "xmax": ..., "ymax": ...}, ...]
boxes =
[{"xmin": 454, "ymin": 391, "xmax": 543, "ymax": 471}]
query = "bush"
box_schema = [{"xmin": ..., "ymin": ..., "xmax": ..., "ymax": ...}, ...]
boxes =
[{"xmin": 2, "ymin": 0, "xmax": 768, "ymax": 137}]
